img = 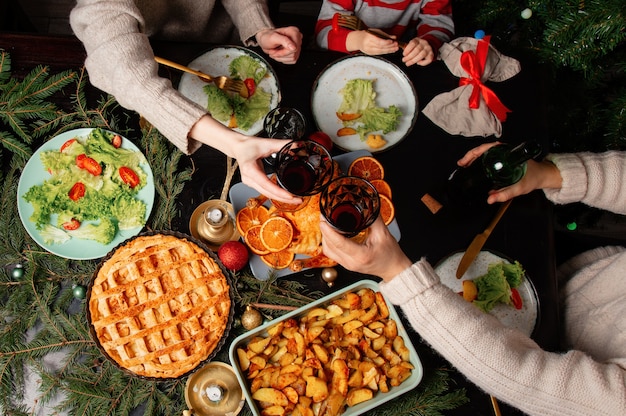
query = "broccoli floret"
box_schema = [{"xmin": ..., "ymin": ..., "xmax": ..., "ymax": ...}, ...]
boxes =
[{"xmin": 68, "ymin": 217, "xmax": 117, "ymax": 244}]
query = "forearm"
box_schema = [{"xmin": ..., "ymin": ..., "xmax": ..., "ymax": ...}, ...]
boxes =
[
  {"xmin": 544, "ymin": 152, "xmax": 626, "ymax": 215},
  {"xmin": 222, "ymin": 0, "xmax": 274, "ymax": 44},
  {"xmin": 70, "ymin": 0, "xmax": 206, "ymax": 154},
  {"xmin": 380, "ymin": 260, "xmax": 626, "ymax": 416}
]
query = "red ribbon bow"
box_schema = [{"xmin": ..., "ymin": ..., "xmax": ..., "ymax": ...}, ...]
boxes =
[{"xmin": 458, "ymin": 35, "xmax": 511, "ymax": 122}]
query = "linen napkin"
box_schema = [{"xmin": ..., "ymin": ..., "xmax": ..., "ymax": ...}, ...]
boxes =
[{"xmin": 423, "ymin": 35, "xmax": 520, "ymax": 138}]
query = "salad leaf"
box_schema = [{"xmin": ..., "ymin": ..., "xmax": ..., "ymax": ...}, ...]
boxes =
[
  {"xmin": 337, "ymin": 79, "xmax": 402, "ymax": 141},
  {"xmin": 229, "ymin": 55, "xmax": 267, "ymax": 84},
  {"xmin": 337, "ymin": 79, "xmax": 376, "ymax": 115},
  {"xmin": 203, "ymin": 55, "xmax": 272, "ymax": 131},
  {"xmin": 233, "ymin": 87, "xmax": 273, "ymax": 131},
  {"xmin": 472, "ymin": 261, "xmax": 525, "ymax": 313},
  {"xmin": 68, "ymin": 217, "xmax": 117, "ymax": 244},
  {"xmin": 23, "ymin": 128, "xmax": 148, "ymax": 245},
  {"xmin": 204, "ymin": 84, "xmax": 233, "ymax": 123}
]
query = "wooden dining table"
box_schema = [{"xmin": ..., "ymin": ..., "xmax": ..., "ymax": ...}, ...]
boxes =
[{"xmin": 1, "ymin": 31, "xmax": 558, "ymax": 416}]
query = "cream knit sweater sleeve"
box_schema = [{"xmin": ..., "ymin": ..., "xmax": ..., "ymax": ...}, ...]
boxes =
[
  {"xmin": 379, "ymin": 151, "xmax": 626, "ymax": 415},
  {"xmin": 70, "ymin": 0, "xmax": 274, "ymax": 154},
  {"xmin": 379, "ymin": 261, "xmax": 626, "ymax": 416}
]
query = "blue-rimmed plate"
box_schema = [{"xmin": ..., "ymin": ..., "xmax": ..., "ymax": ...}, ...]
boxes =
[
  {"xmin": 178, "ymin": 45, "xmax": 281, "ymax": 136},
  {"xmin": 17, "ymin": 128, "xmax": 155, "ymax": 260}
]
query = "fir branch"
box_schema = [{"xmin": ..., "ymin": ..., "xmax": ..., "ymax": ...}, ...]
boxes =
[{"xmin": 0, "ymin": 50, "xmax": 11, "ymax": 84}]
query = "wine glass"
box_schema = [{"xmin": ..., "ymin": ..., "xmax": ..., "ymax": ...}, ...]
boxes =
[
  {"xmin": 319, "ymin": 176, "xmax": 380, "ymax": 237},
  {"xmin": 274, "ymin": 140, "xmax": 334, "ymax": 197},
  {"xmin": 263, "ymin": 107, "xmax": 307, "ymax": 166}
]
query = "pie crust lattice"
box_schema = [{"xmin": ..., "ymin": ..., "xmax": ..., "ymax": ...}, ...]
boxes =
[{"xmin": 88, "ymin": 233, "xmax": 232, "ymax": 379}]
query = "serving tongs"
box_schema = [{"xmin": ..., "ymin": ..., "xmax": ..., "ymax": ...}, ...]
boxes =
[
  {"xmin": 154, "ymin": 56, "xmax": 249, "ymax": 98},
  {"xmin": 332, "ymin": 13, "xmax": 407, "ymax": 49}
]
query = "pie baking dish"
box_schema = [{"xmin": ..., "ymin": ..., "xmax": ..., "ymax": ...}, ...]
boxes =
[{"xmin": 87, "ymin": 231, "xmax": 234, "ymax": 379}]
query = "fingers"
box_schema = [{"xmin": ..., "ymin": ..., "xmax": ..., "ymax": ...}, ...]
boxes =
[
  {"xmin": 402, "ymin": 38, "xmax": 434, "ymax": 66},
  {"xmin": 457, "ymin": 142, "xmax": 500, "ymax": 167}
]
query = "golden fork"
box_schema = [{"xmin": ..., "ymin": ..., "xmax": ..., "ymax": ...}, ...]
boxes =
[
  {"xmin": 154, "ymin": 56, "xmax": 249, "ymax": 98},
  {"xmin": 334, "ymin": 14, "xmax": 407, "ymax": 49}
]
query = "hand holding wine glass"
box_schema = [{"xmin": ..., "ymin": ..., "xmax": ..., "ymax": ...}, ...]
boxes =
[
  {"xmin": 274, "ymin": 140, "xmax": 334, "ymax": 197},
  {"xmin": 319, "ymin": 176, "xmax": 380, "ymax": 237}
]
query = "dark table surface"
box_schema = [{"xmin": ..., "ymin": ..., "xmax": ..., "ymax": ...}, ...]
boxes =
[{"xmin": 1, "ymin": 32, "xmax": 558, "ymax": 416}]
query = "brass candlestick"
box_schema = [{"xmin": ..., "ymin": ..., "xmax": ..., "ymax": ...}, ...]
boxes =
[
  {"xmin": 184, "ymin": 362, "xmax": 244, "ymax": 416},
  {"xmin": 189, "ymin": 200, "xmax": 240, "ymax": 250}
]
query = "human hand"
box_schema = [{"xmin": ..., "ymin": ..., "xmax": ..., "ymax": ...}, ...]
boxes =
[
  {"xmin": 346, "ymin": 30, "xmax": 399, "ymax": 55},
  {"xmin": 457, "ymin": 142, "xmax": 562, "ymax": 204},
  {"xmin": 256, "ymin": 27, "xmax": 302, "ymax": 64},
  {"xmin": 402, "ymin": 38, "xmax": 434, "ymax": 66},
  {"xmin": 320, "ymin": 216, "xmax": 413, "ymax": 282},
  {"xmin": 232, "ymin": 136, "xmax": 303, "ymax": 204},
  {"xmin": 189, "ymin": 115, "xmax": 302, "ymax": 204}
]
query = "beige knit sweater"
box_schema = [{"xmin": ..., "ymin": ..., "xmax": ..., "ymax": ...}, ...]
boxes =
[
  {"xmin": 70, "ymin": 0, "xmax": 275, "ymax": 154},
  {"xmin": 381, "ymin": 151, "xmax": 626, "ymax": 415}
]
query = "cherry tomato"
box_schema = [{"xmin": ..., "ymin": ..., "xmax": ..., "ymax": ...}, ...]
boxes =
[
  {"xmin": 75, "ymin": 153, "xmax": 87, "ymax": 169},
  {"xmin": 82, "ymin": 157, "xmax": 102, "ymax": 176},
  {"xmin": 244, "ymin": 78, "xmax": 256, "ymax": 97},
  {"xmin": 119, "ymin": 166, "xmax": 140, "ymax": 188},
  {"xmin": 68, "ymin": 182, "xmax": 86, "ymax": 201},
  {"xmin": 510, "ymin": 288, "xmax": 523, "ymax": 310},
  {"xmin": 111, "ymin": 134, "xmax": 122, "ymax": 149},
  {"xmin": 60, "ymin": 138, "xmax": 77, "ymax": 153},
  {"xmin": 62, "ymin": 218, "xmax": 81, "ymax": 230},
  {"xmin": 308, "ymin": 131, "xmax": 333, "ymax": 151}
]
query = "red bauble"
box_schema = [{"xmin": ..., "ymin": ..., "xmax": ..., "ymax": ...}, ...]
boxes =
[
  {"xmin": 218, "ymin": 241, "xmax": 249, "ymax": 271},
  {"xmin": 308, "ymin": 131, "xmax": 333, "ymax": 151}
]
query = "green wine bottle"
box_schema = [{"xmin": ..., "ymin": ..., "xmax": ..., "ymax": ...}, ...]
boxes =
[{"xmin": 447, "ymin": 141, "xmax": 542, "ymax": 206}]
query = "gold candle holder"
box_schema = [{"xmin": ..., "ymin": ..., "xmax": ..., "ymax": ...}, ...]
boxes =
[{"xmin": 189, "ymin": 200, "xmax": 240, "ymax": 250}]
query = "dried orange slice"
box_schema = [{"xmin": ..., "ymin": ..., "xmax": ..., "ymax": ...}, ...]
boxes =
[
  {"xmin": 236, "ymin": 205, "xmax": 270, "ymax": 237},
  {"xmin": 260, "ymin": 216, "xmax": 294, "ymax": 252},
  {"xmin": 244, "ymin": 225, "xmax": 270, "ymax": 255},
  {"xmin": 379, "ymin": 194, "xmax": 395, "ymax": 225},
  {"xmin": 260, "ymin": 249, "xmax": 295, "ymax": 269},
  {"xmin": 348, "ymin": 156, "xmax": 384, "ymax": 180},
  {"xmin": 370, "ymin": 179, "xmax": 392, "ymax": 199}
]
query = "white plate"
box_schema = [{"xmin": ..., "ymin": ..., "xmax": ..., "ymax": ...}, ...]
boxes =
[
  {"xmin": 178, "ymin": 46, "xmax": 281, "ymax": 135},
  {"xmin": 17, "ymin": 128, "xmax": 155, "ymax": 260},
  {"xmin": 435, "ymin": 251, "xmax": 539, "ymax": 336},
  {"xmin": 229, "ymin": 150, "xmax": 401, "ymax": 280},
  {"xmin": 311, "ymin": 54, "xmax": 418, "ymax": 153},
  {"xmin": 229, "ymin": 280, "xmax": 423, "ymax": 416}
]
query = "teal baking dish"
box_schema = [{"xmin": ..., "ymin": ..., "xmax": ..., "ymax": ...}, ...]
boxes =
[{"xmin": 228, "ymin": 279, "xmax": 423, "ymax": 416}]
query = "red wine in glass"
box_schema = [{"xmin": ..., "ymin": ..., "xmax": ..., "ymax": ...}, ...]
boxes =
[
  {"xmin": 330, "ymin": 203, "xmax": 363, "ymax": 234},
  {"xmin": 279, "ymin": 160, "xmax": 317, "ymax": 195}
]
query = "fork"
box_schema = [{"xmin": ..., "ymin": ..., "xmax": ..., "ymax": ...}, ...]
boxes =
[
  {"xmin": 333, "ymin": 14, "xmax": 407, "ymax": 49},
  {"xmin": 154, "ymin": 56, "xmax": 249, "ymax": 98}
]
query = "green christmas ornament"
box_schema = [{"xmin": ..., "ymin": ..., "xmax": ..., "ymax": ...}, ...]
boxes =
[
  {"xmin": 72, "ymin": 284, "xmax": 87, "ymax": 300},
  {"xmin": 521, "ymin": 8, "xmax": 532, "ymax": 19},
  {"xmin": 11, "ymin": 264, "xmax": 24, "ymax": 279}
]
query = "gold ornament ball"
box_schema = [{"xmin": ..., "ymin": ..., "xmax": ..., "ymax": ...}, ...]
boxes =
[
  {"xmin": 321, "ymin": 267, "xmax": 338, "ymax": 286},
  {"xmin": 241, "ymin": 306, "xmax": 263, "ymax": 330}
]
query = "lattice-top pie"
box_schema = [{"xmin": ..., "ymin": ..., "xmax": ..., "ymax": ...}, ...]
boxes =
[{"xmin": 89, "ymin": 234, "xmax": 232, "ymax": 378}]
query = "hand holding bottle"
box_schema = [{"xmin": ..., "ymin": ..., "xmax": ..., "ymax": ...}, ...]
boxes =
[{"xmin": 459, "ymin": 142, "xmax": 563, "ymax": 204}]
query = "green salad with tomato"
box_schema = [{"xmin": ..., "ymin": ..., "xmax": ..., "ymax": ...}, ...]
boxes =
[
  {"xmin": 23, "ymin": 128, "xmax": 148, "ymax": 245},
  {"xmin": 204, "ymin": 55, "xmax": 273, "ymax": 131}
]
